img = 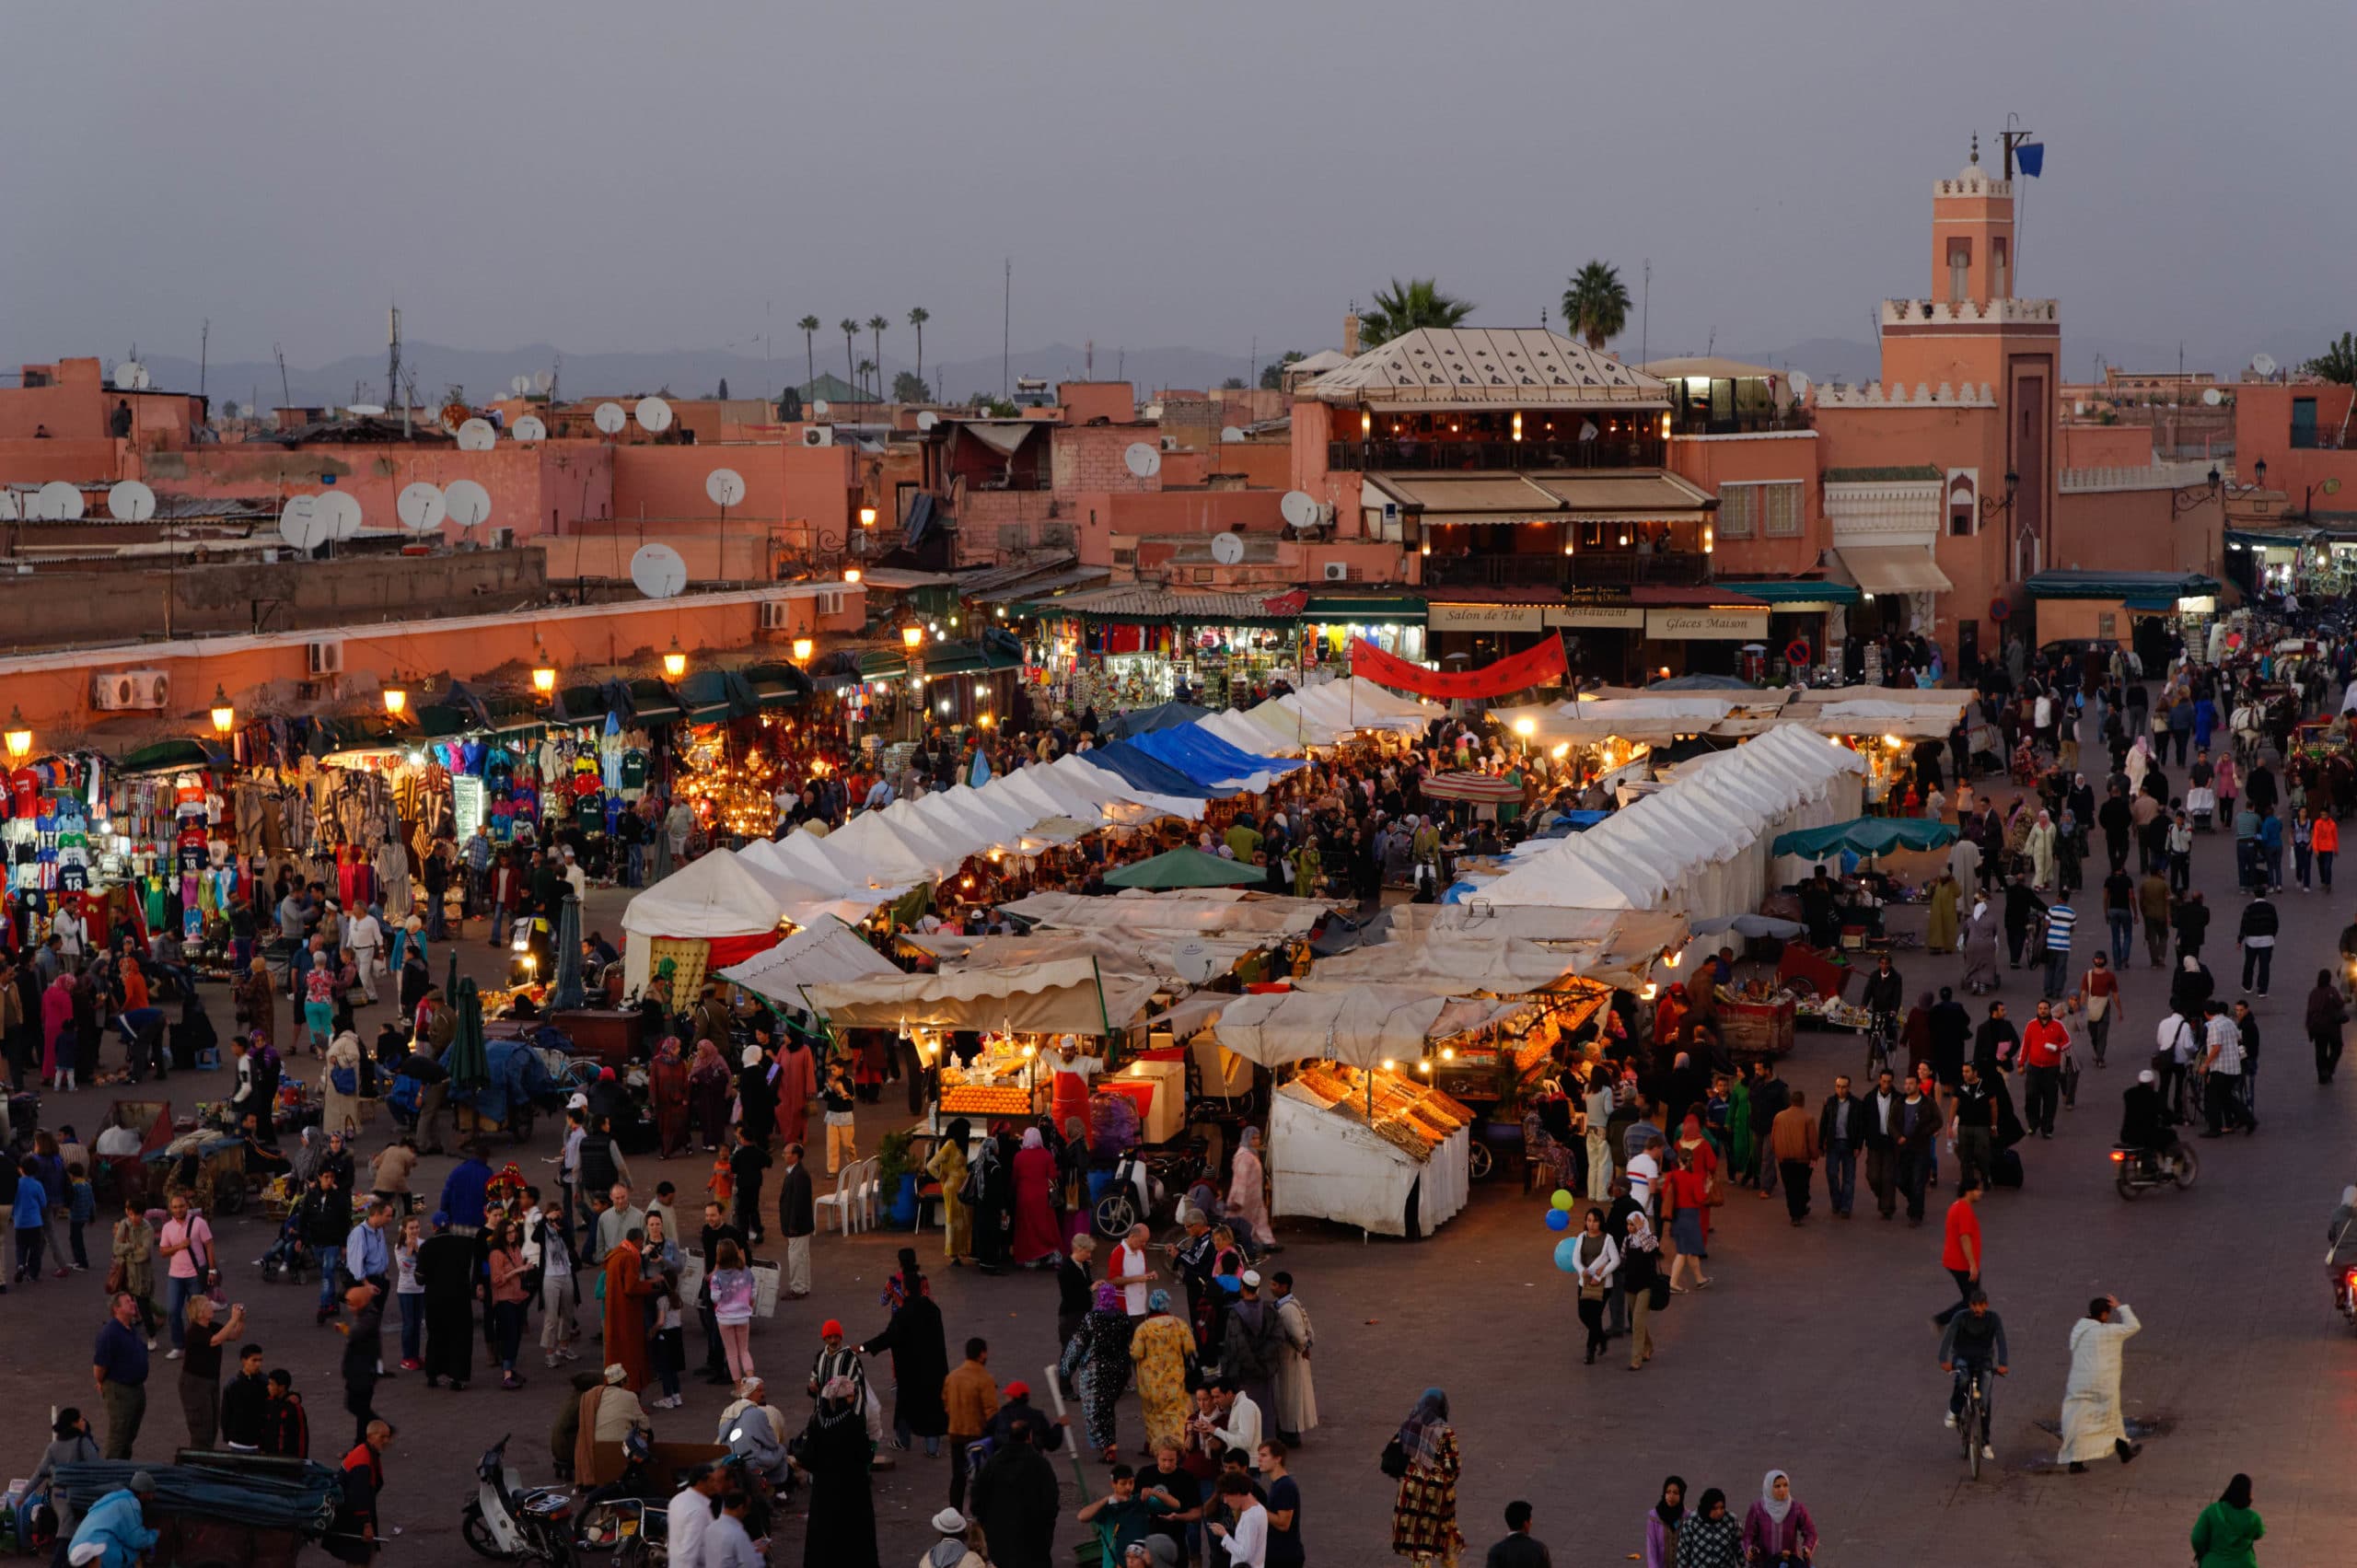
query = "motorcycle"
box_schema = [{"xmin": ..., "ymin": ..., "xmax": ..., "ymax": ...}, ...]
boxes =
[
  {"xmin": 462, "ymin": 1434, "xmax": 578, "ymax": 1566},
  {"xmin": 576, "ymin": 1431, "xmax": 670, "ymax": 1568},
  {"xmin": 2110, "ymin": 1141, "xmax": 2198, "ymax": 1199}
]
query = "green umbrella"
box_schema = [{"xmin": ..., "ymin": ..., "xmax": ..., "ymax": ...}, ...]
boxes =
[
  {"xmin": 1101, "ymin": 847, "xmax": 1263, "ymax": 890},
  {"xmin": 552, "ymin": 890, "xmax": 586, "ymax": 1011},
  {"xmin": 447, "ymin": 976, "xmax": 491, "ymax": 1092}
]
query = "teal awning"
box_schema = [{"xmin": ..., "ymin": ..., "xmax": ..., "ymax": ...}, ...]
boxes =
[
  {"xmin": 625, "ymin": 679, "xmax": 685, "ymax": 723},
  {"xmin": 1771, "ymin": 817, "xmax": 1959, "ymax": 859},
  {"xmin": 2025, "ymin": 569, "xmax": 2220, "ymax": 601},
  {"xmin": 113, "ymin": 738, "xmax": 229, "ymax": 774}
]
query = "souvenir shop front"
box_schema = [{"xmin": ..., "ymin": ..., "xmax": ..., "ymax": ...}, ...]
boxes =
[{"xmin": 5, "ymin": 744, "xmax": 236, "ymax": 965}]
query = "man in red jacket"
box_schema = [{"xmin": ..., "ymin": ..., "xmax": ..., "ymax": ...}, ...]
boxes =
[{"xmin": 2018, "ymin": 1000, "xmax": 2073, "ymax": 1139}]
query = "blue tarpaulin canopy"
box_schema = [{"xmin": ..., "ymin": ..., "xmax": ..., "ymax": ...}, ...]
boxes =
[
  {"xmin": 1129, "ymin": 723, "xmax": 1304, "ymax": 789},
  {"xmin": 1077, "ymin": 740, "xmax": 1235, "ymax": 800},
  {"xmin": 1771, "ymin": 817, "xmax": 1959, "ymax": 859},
  {"xmin": 1104, "ymin": 701, "xmax": 1209, "ymax": 739},
  {"xmin": 443, "ymin": 1036, "xmax": 557, "ymax": 1125}
]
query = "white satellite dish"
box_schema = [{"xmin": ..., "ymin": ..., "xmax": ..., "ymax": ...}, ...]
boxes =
[
  {"xmin": 114, "ymin": 361, "xmax": 148, "ymax": 390},
  {"xmin": 316, "ymin": 491, "xmax": 365, "ymax": 541},
  {"xmin": 1220, "ymin": 425, "xmax": 1245, "ymax": 444},
  {"xmin": 277, "ymin": 495, "xmax": 329, "ymax": 551},
  {"xmin": 915, "ymin": 411, "xmax": 938, "ymax": 432},
  {"xmin": 593, "ymin": 401, "xmax": 627, "ymax": 435},
  {"xmin": 346, "ymin": 403, "xmax": 386, "ymax": 417},
  {"xmin": 0, "ymin": 492, "xmax": 17, "ymax": 521},
  {"xmin": 812, "ymin": 400, "xmax": 830, "ymax": 417},
  {"xmin": 443, "ymin": 479, "xmax": 493, "ymax": 528},
  {"xmin": 1123, "ymin": 442, "xmax": 1162, "ymax": 478},
  {"xmin": 396, "ymin": 482, "xmax": 447, "ymax": 532},
  {"xmin": 1210, "ymin": 532, "xmax": 1246, "ymax": 566},
  {"xmin": 1279, "ymin": 490, "xmax": 1319, "ymax": 529},
  {"xmin": 512, "ymin": 414, "xmax": 548, "ymax": 443},
  {"xmin": 705, "ymin": 468, "xmax": 748, "ymax": 507},
  {"xmin": 2252, "ymin": 353, "xmax": 2279, "ymax": 378},
  {"xmin": 635, "ymin": 397, "xmax": 674, "ymax": 434},
  {"xmin": 2203, "ymin": 387, "xmax": 2223, "ymax": 407},
  {"xmin": 534, "ymin": 370, "xmax": 554, "ymax": 394},
  {"xmin": 630, "ymin": 542, "xmax": 689, "ymax": 600},
  {"xmin": 1169, "ymin": 938, "xmax": 1219, "ymax": 985},
  {"xmin": 1788, "ymin": 370, "xmax": 1813, "ymax": 400},
  {"xmin": 456, "ymin": 418, "xmax": 497, "ymax": 451},
  {"xmin": 106, "ymin": 480, "xmax": 157, "ymax": 522},
  {"xmin": 510, "ymin": 375, "xmax": 533, "ymax": 396},
  {"xmin": 37, "ymin": 481, "xmax": 85, "ymax": 521}
]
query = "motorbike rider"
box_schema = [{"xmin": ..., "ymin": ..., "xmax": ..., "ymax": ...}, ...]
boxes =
[
  {"xmin": 1937, "ymin": 1289, "xmax": 2009, "ymax": 1457},
  {"xmin": 2118, "ymin": 1068, "xmax": 2183, "ymax": 1162}
]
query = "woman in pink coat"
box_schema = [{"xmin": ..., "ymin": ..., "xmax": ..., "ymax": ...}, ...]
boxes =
[{"xmin": 41, "ymin": 972, "xmax": 75, "ymax": 1089}]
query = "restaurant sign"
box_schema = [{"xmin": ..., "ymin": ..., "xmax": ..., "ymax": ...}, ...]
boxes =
[
  {"xmin": 1426, "ymin": 602, "xmax": 1543, "ymax": 633},
  {"xmin": 1645, "ymin": 608, "xmax": 1770, "ymax": 641},
  {"xmin": 1543, "ymin": 605, "xmax": 1645, "ymax": 629}
]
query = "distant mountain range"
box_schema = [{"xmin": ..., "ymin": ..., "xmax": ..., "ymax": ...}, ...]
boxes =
[
  {"xmin": 60, "ymin": 340, "xmax": 1269, "ymax": 413},
  {"xmin": 31, "ymin": 325, "xmax": 2335, "ymax": 415}
]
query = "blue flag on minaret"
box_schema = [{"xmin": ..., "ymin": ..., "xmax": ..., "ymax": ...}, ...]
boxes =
[{"xmin": 2015, "ymin": 142, "xmax": 2044, "ymax": 178}]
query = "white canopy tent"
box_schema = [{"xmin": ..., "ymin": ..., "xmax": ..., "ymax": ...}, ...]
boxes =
[
  {"xmin": 717, "ymin": 914, "xmax": 906, "ymax": 1009},
  {"xmin": 999, "ymin": 888, "xmax": 1334, "ymax": 940},
  {"xmin": 620, "ymin": 848, "xmax": 784, "ymax": 997},
  {"xmin": 801, "ymin": 958, "xmax": 1158, "ymax": 1037}
]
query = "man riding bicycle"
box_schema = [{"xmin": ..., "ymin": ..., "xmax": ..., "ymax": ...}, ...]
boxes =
[
  {"xmin": 1862, "ymin": 954, "xmax": 1906, "ymax": 1067},
  {"xmin": 1938, "ymin": 1288, "xmax": 2009, "ymax": 1460}
]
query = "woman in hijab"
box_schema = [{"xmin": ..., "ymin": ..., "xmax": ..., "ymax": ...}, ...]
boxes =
[
  {"xmin": 1739, "ymin": 1470, "xmax": 1817, "ymax": 1567},
  {"xmin": 686, "ymin": 1039, "xmax": 732, "ymax": 1153},
  {"xmin": 799, "ymin": 1376, "xmax": 882, "ymax": 1568},
  {"xmin": 1009, "ymin": 1127, "xmax": 1062, "ymax": 1267},
  {"xmin": 2026, "ymin": 808, "xmax": 2059, "ymax": 891},
  {"xmin": 2190, "ymin": 1473, "xmax": 2263, "ymax": 1567},
  {"xmin": 1643, "ymin": 1476, "xmax": 1686, "ymax": 1568},
  {"xmin": 646, "ymin": 1038, "xmax": 690, "ymax": 1158},
  {"xmin": 234, "ymin": 955, "xmax": 278, "ymax": 1059},
  {"xmin": 1129, "ymin": 1287, "xmax": 1195, "ymax": 1454},
  {"xmin": 1956, "ymin": 886, "xmax": 2001, "ymax": 990},
  {"xmin": 970, "ymin": 1127, "xmax": 1018, "ymax": 1275},
  {"xmin": 1926, "ymin": 870, "xmax": 1961, "ymax": 954},
  {"xmin": 1568, "ymin": 1208, "xmax": 1619, "ymax": 1365},
  {"xmin": 1672, "ymin": 1488, "xmax": 1739, "ymax": 1568},
  {"xmin": 1226, "ymin": 1126, "xmax": 1275, "ymax": 1249},
  {"xmin": 1620, "ymin": 1211, "xmax": 1662, "ymax": 1371},
  {"xmin": 1059, "ymin": 1281, "xmax": 1133, "ymax": 1462},
  {"xmin": 1388, "ymin": 1388, "xmax": 1463, "ymax": 1566},
  {"xmin": 2126, "ymin": 734, "xmax": 2152, "ymax": 799}
]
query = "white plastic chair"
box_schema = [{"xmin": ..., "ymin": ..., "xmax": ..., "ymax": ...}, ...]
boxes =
[
  {"xmin": 813, "ymin": 1160, "xmax": 859, "ymax": 1236},
  {"xmin": 851, "ymin": 1156, "xmax": 884, "ymax": 1233}
]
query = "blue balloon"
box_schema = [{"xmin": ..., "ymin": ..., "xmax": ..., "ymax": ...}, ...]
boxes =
[
  {"xmin": 1553, "ymin": 1236, "xmax": 1583, "ymax": 1272},
  {"xmin": 1543, "ymin": 1206, "xmax": 1572, "ymax": 1232}
]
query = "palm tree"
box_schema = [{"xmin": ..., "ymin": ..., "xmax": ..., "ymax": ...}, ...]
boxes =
[
  {"xmin": 1359, "ymin": 278, "xmax": 1474, "ymax": 348},
  {"xmin": 839, "ymin": 319, "xmax": 859, "ymax": 401},
  {"xmin": 1561, "ymin": 261, "xmax": 1632, "ymax": 351},
  {"xmin": 2305, "ymin": 331, "xmax": 2357, "ymax": 385},
  {"xmin": 907, "ymin": 307, "xmax": 930, "ymax": 390},
  {"xmin": 796, "ymin": 315, "xmax": 820, "ymax": 399},
  {"xmin": 856, "ymin": 358, "xmax": 877, "ymax": 403},
  {"xmin": 866, "ymin": 316, "xmax": 888, "ymax": 401}
]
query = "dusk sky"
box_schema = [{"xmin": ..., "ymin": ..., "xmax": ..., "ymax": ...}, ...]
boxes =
[{"xmin": 6, "ymin": 1, "xmax": 2348, "ymax": 378}]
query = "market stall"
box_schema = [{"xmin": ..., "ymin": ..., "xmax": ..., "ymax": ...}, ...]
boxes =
[
  {"xmin": 716, "ymin": 914, "xmax": 905, "ymax": 1013},
  {"xmin": 617, "ymin": 847, "xmax": 786, "ymax": 1005}
]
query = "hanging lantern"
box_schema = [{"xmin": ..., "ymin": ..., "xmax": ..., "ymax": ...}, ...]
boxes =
[
  {"xmin": 3, "ymin": 707, "xmax": 32, "ymax": 761},
  {"xmin": 382, "ymin": 683, "xmax": 409, "ymax": 717},
  {"xmin": 663, "ymin": 639, "xmax": 689, "ymax": 679},
  {"xmin": 208, "ymin": 686, "xmax": 236, "ymax": 738}
]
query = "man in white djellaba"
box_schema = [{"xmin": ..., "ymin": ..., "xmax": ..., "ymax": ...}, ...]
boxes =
[{"xmin": 2057, "ymin": 1294, "xmax": 2144, "ymax": 1472}]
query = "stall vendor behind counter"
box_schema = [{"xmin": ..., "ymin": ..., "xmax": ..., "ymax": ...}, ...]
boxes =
[{"xmin": 1048, "ymin": 1036, "xmax": 1104, "ymax": 1133}]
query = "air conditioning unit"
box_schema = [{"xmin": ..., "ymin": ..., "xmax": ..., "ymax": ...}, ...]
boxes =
[
  {"xmin": 759, "ymin": 600, "xmax": 791, "ymax": 631},
  {"xmin": 92, "ymin": 669, "xmax": 169, "ymax": 711},
  {"xmin": 801, "ymin": 425, "xmax": 834, "ymax": 448},
  {"xmin": 308, "ymin": 640, "xmax": 344, "ymax": 676},
  {"xmin": 1322, "ymin": 562, "xmax": 1350, "ymax": 581}
]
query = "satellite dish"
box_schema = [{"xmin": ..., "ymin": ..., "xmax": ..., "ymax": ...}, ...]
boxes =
[
  {"xmin": 1169, "ymin": 938, "xmax": 1218, "ymax": 985},
  {"xmin": 346, "ymin": 403, "xmax": 386, "ymax": 416},
  {"xmin": 316, "ymin": 491, "xmax": 365, "ymax": 541},
  {"xmin": 512, "ymin": 414, "xmax": 548, "ymax": 443},
  {"xmin": 37, "ymin": 482, "xmax": 85, "ymax": 521},
  {"xmin": 0, "ymin": 492, "xmax": 17, "ymax": 521},
  {"xmin": 1789, "ymin": 370, "xmax": 1813, "ymax": 400},
  {"xmin": 114, "ymin": 361, "xmax": 146, "ymax": 390},
  {"xmin": 443, "ymin": 479, "xmax": 493, "ymax": 528},
  {"xmin": 705, "ymin": 468, "xmax": 747, "ymax": 507},
  {"xmin": 2203, "ymin": 387, "xmax": 2223, "ymax": 407},
  {"xmin": 635, "ymin": 397, "xmax": 674, "ymax": 433},
  {"xmin": 812, "ymin": 400, "xmax": 830, "ymax": 417},
  {"xmin": 277, "ymin": 495, "xmax": 329, "ymax": 552},
  {"xmin": 396, "ymin": 482, "xmax": 447, "ymax": 532},
  {"xmin": 630, "ymin": 542, "xmax": 689, "ymax": 600},
  {"xmin": 593, "ymin": 401, "xmax": 627, "ymax": 435},
  {"xmin": 106, "ymin": 480, "xmax": 157, "ymax": 522},
  {"xmin": 456, "ymin": 418, "xmax": 497, "ymax": 451},
  {"xmin": 1279, "ymin": 490, "xmax": 1319, "ymax": 529},
  {"xmin": 1123, "ymin": 442, "xmax": 1162, "ymax": 478},
  {"xmin": 1210, "ymin": 532, "xmax": 1246, "ymax": 566},
  {"xmin": 915, "ymin": 411, "xmax": 938, "ymax": 432},
  {"xmin": 2252, "ymin": 353, "xmax": 2279, "ymax": 377},
  {"xmin": 534, "ymin": 370, "xmax": 554, "ymax": 393},
  {"xmin": 510, "ymin": 375, "xmax": 533, "ymax": 396},
  {"xmin": 1219, "ymin": 426, "xmax": 1246, "ymax": 444}
]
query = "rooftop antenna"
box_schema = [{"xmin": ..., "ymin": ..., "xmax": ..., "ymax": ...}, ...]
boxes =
[
  {"xmin": 274, "ymin": 343, "xmax": 290, "ymax": 411},
  {"xmin": 1641, "ymin": 259, "xmax": 1651, "ymax": 367},
  {"xmin": 1002, "ymin": 257, "xmax": 1012, "ymax": 400},
  {"xmin": 387, "ymin": 305, "xmax": 403, "ymax": 433},
  {"xmin": 199, "ymin": 319, "xmax": 209, "ymax": 401},
  {"xmin": 1085, "ymin": 339, "xmax": 1094, "ymax": 378}
]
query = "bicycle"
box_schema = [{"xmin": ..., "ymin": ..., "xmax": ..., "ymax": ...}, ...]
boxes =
[
  {"xmin": 1865, "ymin": 1007, "xmax": 1898, "ymax": 1079},
  {"xmin": 1956, "ymin": 1367, "xmax": 1991, "ymax": 1479}
]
